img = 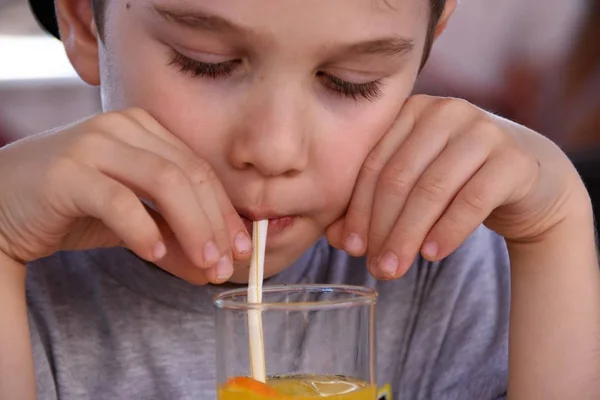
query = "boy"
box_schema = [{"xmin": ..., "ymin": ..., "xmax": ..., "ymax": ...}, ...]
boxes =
[{"xmin": 0, "ymin": 0, "xmax": 598, "ymax": 398}]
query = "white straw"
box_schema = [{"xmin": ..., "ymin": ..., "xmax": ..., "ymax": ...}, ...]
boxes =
[{"xmin": 248, "ymin": 220, "xmax": 268, "ymax": 382}]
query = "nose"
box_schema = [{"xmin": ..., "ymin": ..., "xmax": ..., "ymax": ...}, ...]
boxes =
[{"xmin": 228, "ymin": 79, "xmax": 310, "ymax": 177}]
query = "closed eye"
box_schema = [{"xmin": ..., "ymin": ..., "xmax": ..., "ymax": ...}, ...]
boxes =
[
  {"xmin": 168, "ymin": 49, "xmax": 241, "ymax": 78},
  {"xmin": 317, "ymin": 71, "xmax": 383, "ymax": 101},
  {"xmin": 168, "ymin": 49, "xmax": 384, "ymax": 101}
]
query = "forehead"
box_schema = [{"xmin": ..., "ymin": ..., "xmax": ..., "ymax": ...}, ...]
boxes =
[{"xmin": 134, "ymin": 0, "xmax": 430, "ymax": 48}]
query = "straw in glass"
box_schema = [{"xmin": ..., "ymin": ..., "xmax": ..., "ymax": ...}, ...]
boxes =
[{"xmin": 247, "ymin": 219, "xmax": 268, "ymax": 382}]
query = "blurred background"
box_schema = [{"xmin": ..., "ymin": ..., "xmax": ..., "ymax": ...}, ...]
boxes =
[
  {"xmin": 0, "ymin": 0, "xmax": 599, "ymax": 214},
  {"xmin": 0, "ymin": 0, "xmax": 100, "ymax": 147}
]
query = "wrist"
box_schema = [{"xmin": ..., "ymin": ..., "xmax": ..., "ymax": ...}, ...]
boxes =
[
  {"xmin": 0, "ymin": 250, "xmax": 26, "ymax": 287},
  {"xmin": 509, "ymin": 181, "xmax": 595, "ymax": 246}
]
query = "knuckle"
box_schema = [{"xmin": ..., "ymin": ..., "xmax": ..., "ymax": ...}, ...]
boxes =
[
  {"xmin": 122, "ymin": 108, "xmax": 159, "ymax": 129},
  {"xmin": 93, "ymin": 111, "xmax": 144, "ymax": 139},
  {"xmin": 405, "ymin": 94, "xmax": 431, "ymax": 109},
  {"xmin": 370, "ymin": 223, "xmax": 389, "ymax": 239},
  {"xmin": 66, "ymin": 131, "xmax": 110, "ymax": 157},
  {"xmin": 361, "ymin": 152, "xmax": 386, "ymax": 177},
  {"xmin": 346, "ymin": 200, "xmax": 371, "ymax": 221},
  {"xmin": 473, "ymin": 118, "xmax": 505, "ymax": 142},
  {"xmin": 434, "ymin": 97, "xmax": 472, "ymax": 116},
  {"xmin": 391, "ymin": 223, "xmax": 413, "ymax": 244},
  {"xmin": 123, "ymin": 107, "xmax": 150, "ymax": 121},
  {"xmin": 456, "ymin": 190, "xmax": 488, "ymax": 215},
  {"xmin": 186, "ymin": 159, "xmax": 217, "ymax": 186},
  {"xmin": 414, "ymin": 175, "xmax": 447, "ymax": 202},
  {"xmin": 213, "ymin": 226, "xmax": 230, "ymax": 247},
  {"xmin": 96, "ymin": 111, "xmax": 131, "ymax": 129},
  {"xmin": 222, "ymin": 205, "xmax": 243, "ymax": 226},
  {"xmin": 103, "ymin": 185, "xmax": 137, "ymax": 215},
  {"xmin": 438, "ymin": 212, "xmax": 464, "ymax": 237},
  {"xmin": 379, "ymin": 166, "xmax": 413, "ymax": 198},
  {"xmin": 368, "ymin": 229, "xmax": 388, "ymax": 250},
  {"xmin": 153, "ymin": 161, "xmax": 188, "ymax": 189}
]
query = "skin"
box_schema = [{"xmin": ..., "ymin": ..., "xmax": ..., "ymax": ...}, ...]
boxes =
[{"xmin": 0, "ymin": 0, "xmax": 599, "ymax": 398}]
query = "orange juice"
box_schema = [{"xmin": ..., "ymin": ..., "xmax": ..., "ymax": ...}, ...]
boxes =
[{"xmin": 218, "ymin": 374, "xmax": 377, "ymax": 400}]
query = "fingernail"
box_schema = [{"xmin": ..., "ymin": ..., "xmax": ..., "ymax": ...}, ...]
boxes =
[
  {"xmin": 203, "ymin": 241, "xmax": 220, "ymax": 265},
  {"xmin": 422, "ymin": 241, "xmax": 439, "ymax": 259},
  {"xmin": 153, "ymin": 241, "xmax": 167, "ymax": 260},
  {"xmin": 216, "ymin": 255, "xmax": 233, "ymax": 281},
  {"xmin": 234, "ymin": 231, "xmax": 253, "ymax": 255},
  {"xmin": 378, "ymin": 252, "xmax": 399, "ymax": 277},
  {"xmin": 344, "ymin": 233, "xmax": 364, "ymax": 255}
]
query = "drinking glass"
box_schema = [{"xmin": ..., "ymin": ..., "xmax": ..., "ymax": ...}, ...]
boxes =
[{"xmin": 213, "ymin": 284, "xmax": 378, "ymax": 399}]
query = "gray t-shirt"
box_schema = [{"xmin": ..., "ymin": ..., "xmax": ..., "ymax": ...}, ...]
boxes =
[{"xmin": 26, "ymin": 226, "xmax": 510, "ymax": 400}]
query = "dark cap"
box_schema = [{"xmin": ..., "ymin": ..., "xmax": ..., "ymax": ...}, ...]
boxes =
[{"xmin": 29, "ymin": 0, "xmax": 60, "ymax": 39}]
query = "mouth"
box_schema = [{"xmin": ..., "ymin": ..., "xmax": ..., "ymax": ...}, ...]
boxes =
[{"xmin": 237, "ymin": 209, "xmax": 296, "ymax": 239}]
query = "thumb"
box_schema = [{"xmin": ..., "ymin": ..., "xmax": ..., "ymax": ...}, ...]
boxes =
[{"xmin": 325, "ymin": 218, "xmax": 346, "ymax": 250}]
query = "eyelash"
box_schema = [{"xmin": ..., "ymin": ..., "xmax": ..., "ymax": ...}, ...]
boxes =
[
  {"xmin": 168, "ymin": 50, "xmax": 383, "ymax": 101},
  {"xmin": 168, "ymin": 50, "xmax": 240, "ymax": 79},
  {"xmin": 316, "ymin": 71, "xmax": 382, "ymax": 101}
]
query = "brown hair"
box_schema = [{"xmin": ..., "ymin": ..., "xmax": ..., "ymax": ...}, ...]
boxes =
[{"xmin": 423, "ymin": 0, "xmax": 446, "ymax": 67}]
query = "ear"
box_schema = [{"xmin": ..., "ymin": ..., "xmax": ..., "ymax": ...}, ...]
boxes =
[
  {"xmin": 55, "ymin": 0, "xmax": 101, "ymax": 86},
  {"xmin": 434, "ymin": 0, "xmax": 458, "ymax": 39}
]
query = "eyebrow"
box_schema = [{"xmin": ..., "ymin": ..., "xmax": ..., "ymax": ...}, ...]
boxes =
[
  {"xmin": 152, "ymin": 4, "xmax": 414, "ymax": 58},
  {"xmin": 335, "ymin": 37, "xmax": 415, "ymax": 58},
  {"xmin": 152, "ymin": 4, "xmax": 254, "ymax": 36}
]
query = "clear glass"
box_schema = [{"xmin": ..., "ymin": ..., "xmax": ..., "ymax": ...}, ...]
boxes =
[{"xmin": 213, "ymin": 284, "xmax": 378, "ymax": 399}]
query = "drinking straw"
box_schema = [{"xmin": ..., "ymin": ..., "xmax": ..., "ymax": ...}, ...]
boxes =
[{"xmin": 247, "ymin": 220, "xmax": 268, "ymax": 382}]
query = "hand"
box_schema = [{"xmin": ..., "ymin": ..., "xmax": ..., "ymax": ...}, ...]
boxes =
[
  {"xmin": 327, "ymin": 95, "xmax": 583, "ymax": 279},
  {"xmin": 0, "ymin": 108, "xmax": 252, "ymax": 284}
]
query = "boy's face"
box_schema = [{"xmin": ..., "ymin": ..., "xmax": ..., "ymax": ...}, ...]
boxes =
[{"xmin": 79, "ymin": 0, "xmax": 432, "ymax": 281}]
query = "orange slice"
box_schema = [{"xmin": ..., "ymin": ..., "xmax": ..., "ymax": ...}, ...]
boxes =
[{"xmin": 224, "ymin": 377, "xmax": 282, "ymax": 397}]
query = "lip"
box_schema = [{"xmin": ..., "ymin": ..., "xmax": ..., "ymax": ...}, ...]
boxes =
[{"xmin": 237, "ymin": 208, "xmax": 296, "ymax": 240}]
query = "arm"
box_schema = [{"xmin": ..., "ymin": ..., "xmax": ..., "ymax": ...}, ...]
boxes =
[
  {"xmin": 0, "ymin": 252, "xmax": 36, "ymax": 400},
  {"xmin": 508, "ymin": 190, "xmax": 600, "ymax": 399}
]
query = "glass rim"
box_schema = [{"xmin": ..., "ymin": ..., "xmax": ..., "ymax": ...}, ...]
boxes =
[{"xmin": 213, "ymin": 284, "xmax": 378, "ymax": 311}]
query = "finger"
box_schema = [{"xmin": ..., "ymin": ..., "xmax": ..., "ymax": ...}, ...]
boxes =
[
  {"xmin": 149, "ymin": 210, "xmax": 230, "ymax": 285},
  {"xmin": 341, "ymin": 105, "xmax": 417, "ymax": 256},
  {"xmin": 367, "ymin": 115, "xmax": 454, "ymax": 259},
  {"xmin": 209, "ymin": 181, "xmax": 253, "ymax": 261},
  {"xmin": 109, "ymin": 112, "xmax": 250, "ymax": 260},
  {"xmin": 85, "ymin": 134, "xmax": 228, "ymax": 272},
  {"xmin": 68, "ymin": 164, "xmax": 165, "ymax": 262},
  {"xmin": 145, "ymin": 142, "xmax": 249, "ymax": 262},
  {"xmin": 372, "ymin": 128, "xmax": 494, "ymax": 278},
  {"xmin": 424, "ymin": 152, "xmax": 528, "ymax": 261},
  {"xmin": 367, "ymin": 98, "xmax": 479, "ymax": 258},
  {"xmin": 120, "ymin": 108, "xmax": 193, "ymax": 154}
]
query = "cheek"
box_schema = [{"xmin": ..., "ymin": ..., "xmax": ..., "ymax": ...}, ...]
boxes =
[
  {"xmin": 99, "ymin": 20, "xmax": 230, "ymax": 156},
  {"xmin": 314, "ymin": 91, "xmax": 413, "ymax": 217},
  {"xmin": 99, "ymin": 41, "xmax": 231, "ymax": 160}
]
